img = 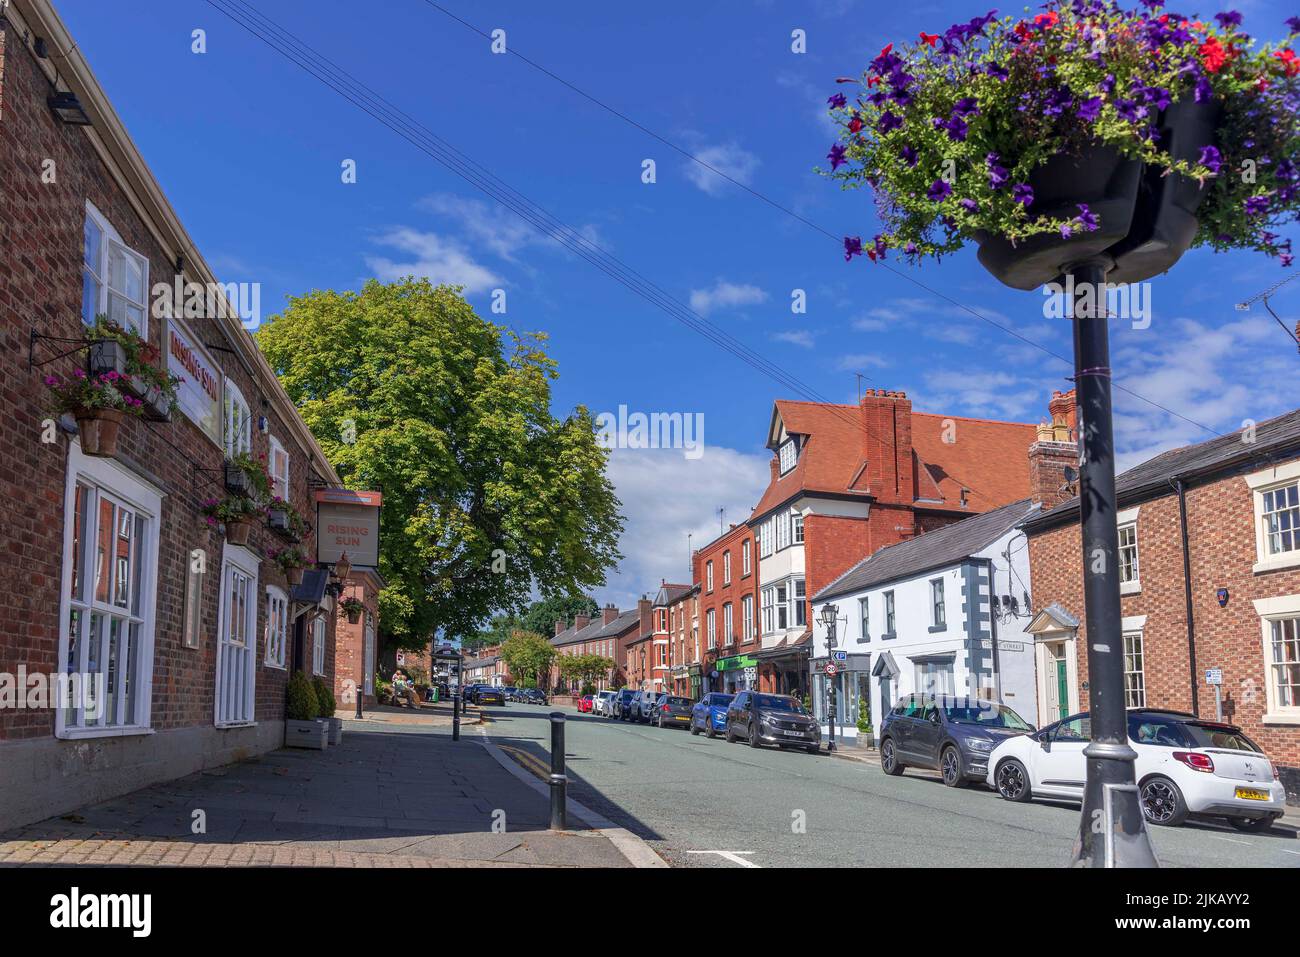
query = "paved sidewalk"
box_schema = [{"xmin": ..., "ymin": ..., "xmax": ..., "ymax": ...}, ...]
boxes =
[{"xmin": 0, "ymin": 720, "xmax": 635, "ymax": 868}]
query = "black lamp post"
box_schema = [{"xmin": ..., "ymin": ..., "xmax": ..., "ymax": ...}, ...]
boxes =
[{"xmin": 819, "ymin": 603, "xmax": 838, "ymax": 753}]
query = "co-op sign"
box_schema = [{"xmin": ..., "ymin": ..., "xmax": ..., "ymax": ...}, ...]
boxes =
[{"xmin": 315, "ymin": 489, "xmax": 382, "ymax": 568}]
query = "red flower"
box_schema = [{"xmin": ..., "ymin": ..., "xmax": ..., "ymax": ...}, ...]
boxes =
[
  {"xmin": 919, "ymin": 32, "xmax": 939, "ymax": 46},
  {"xmin": 867, "ymin": 75, "xmax": 881, "ymax": 87},
  {"xmin": 1276, "ymin": 48, "xmax": 1300, "ymax": 77},
  {"xmin": 879, "ymin": 43, "xmax": 893, "ymax": 58},
  {"xmin": 1033, "ymin": 11, "xmax": 1059, "ymax": 28},
  {"xmin": 848, "ymin": 115, "xmax": 864, "ymax": 133},
  {"xmin": 1199, "ymin": 36, "xmax": 1227, "ymax": 74}
]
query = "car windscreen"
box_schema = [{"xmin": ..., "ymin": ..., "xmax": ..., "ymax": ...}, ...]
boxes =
[
  {"xmin": 943, "ymin": 703, "xmax": 1033, "ymax": 730},
  {"xmin": 753, "ymin": 694, "xmax": 802, "ymax": 713},
  {"xmin": 710, "ymin": 694, "xmax": 735, "ymax": 707},
  {"xmin": 663, "ymin": 697, "xmax": 691, "ymax": 707},
  {"xmin": 1181, "ymin": 722, "xmax": 1263, "ymax": 752}
]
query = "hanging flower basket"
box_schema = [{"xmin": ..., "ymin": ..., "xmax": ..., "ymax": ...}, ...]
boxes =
[
  {"xmin": 87, "ymin": 317, "xmax": 180, "ymax": 421},
  {"xmin": 224, "ymin": 451, "xmax": 272, "ymax": 499},
  {"xmin": 265, "ymin": 497, "xmax": 307, "ymax": 542},
  {"xmin": 225, "ymin": 518, "xmax": 252, "ymax": 546},
  {"xmin": 823, "ymin": 2, "xmax": 1300, "ymax": 288},
  {"xmin": 201, "ymin": 494, "xmax": 262, "ymax": 545},
  {"xmin": 268, "ymin": 544, "xmax": 310, "ymax": 587},
  {"xmin": 341, "ymin": 597, "xmax": 365, "ymax": 624},
  {"xmin": 44, "ymin": 368, "xmax": 142, "ymax": 458}
]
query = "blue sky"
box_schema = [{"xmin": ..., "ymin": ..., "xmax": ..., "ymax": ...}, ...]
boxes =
[{"xmin": 60, "ymin": 0, "xmax": 1300, "ymax": 609}]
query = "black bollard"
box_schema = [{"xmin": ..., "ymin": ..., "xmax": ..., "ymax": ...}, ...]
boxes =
[{"xmin": 549, "ymin": 711, "xmax": 567, "ymax": 831}]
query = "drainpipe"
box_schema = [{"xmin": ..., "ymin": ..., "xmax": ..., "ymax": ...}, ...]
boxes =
[{"xmin": 1173, "ymin": 477, "xmax": 1200, "ymax": 716}]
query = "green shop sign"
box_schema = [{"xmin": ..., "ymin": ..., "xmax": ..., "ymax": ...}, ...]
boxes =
[{"xmin": 716, "ymin": 655, "xmax": 757, "ymax": 671}]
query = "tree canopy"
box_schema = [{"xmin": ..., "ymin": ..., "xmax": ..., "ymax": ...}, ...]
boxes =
[
  {"xmin": 498, "ymin": 630, "xmax": 557, "ymax": 686},
  {"xmin": 255, "ymin": 278, "xmax": 623, "ymax": 651},
  {"xmin": 470, "ymin": 594, "xmax": 601, "ymax": 651}
]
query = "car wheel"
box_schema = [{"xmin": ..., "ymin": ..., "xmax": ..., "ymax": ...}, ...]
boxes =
[
  {"xmin": 705, "ymin": 723, "xmax": 716, "ymax": 739},
  {"xmin": 995, "ymin": 759, "xmax": 1032, "ymax": 802},
  {"xmin": 880, "ymin": 737, "xmax": 905, "ymax": 776},
  {"xmin": 1140, "ymin": 776, "xmax": 1189, "ymax": 827},
  {"xmin": 748, "ymin": 723, "xmax": 761, "ymax": 749},
  {"xmin": 690, "ymin": 720, "xmax": 700, "ymax": 736},
  {"xmin": 940, "ymin": 746, "xmax": 966, "ymax": 788},
  {"xmin": 806, "ymin": 744, "xmax": 819, "ymax": 755},
  {"xmin": 725, "ymin": 722, "xmax": 736, "ymax": 744},
  {"xmin": 1228, "ymin": 815, "xmax": 1277, "ymax": 833}
]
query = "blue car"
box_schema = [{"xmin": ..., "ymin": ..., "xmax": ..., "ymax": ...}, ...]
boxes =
[{"xmin": 690, "ymin": 692, "xmax": 735, "ymax": 738}]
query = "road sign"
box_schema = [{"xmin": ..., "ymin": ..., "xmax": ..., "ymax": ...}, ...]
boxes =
[
  {"xmin": 1206, "ymin": 668, "xmax": 1222, "ymax": 685},
  {"xmin": 832, "ymin": 650, "xmax": 847, "ymax": 662},
  {"xmin": 824, "ymin": 663, "xmax": 838, "ymax": 676}
]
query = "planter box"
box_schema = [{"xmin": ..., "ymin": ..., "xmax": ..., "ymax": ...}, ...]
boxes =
[
  {"xmin": 126, "ymin": 374, "xmax": 173, "ymax": 423},
  {"xmin": 975, "ymin": 144, "xmax": 1143, "ymax": 290},
  {"xmin": 285, "ymin": 718, "xmax": 328, "ymax": 749},
  {"xmin": 224, "ymin": 463, "xmax": 251, "ymax": 496},
  {"xmin": 87, "ymin": 340, "xmax": 128, "ymax": 378},
  {"xmin": 267, "ymin": 508, "xmax": 300, "ymax": 540},
  {"xmin": 1107, "ymin": 98, "xmax": 1220, "ymax": 285},
  {"xmin": 326, "ymin": 717, "xmax": 343, "ymax": 746}
]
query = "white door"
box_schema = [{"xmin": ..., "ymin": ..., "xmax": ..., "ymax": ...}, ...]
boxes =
[{"xmin": 215, "ymin": 546, "xmax": 258, "ymax": 726}]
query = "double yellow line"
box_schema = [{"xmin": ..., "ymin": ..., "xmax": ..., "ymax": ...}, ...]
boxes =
[{"xmin": 498, "ymin": 744, "xmax": 550, "ymax": 781}]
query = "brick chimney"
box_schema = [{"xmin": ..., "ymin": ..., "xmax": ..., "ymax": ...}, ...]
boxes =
[
  {"xmin": 859, "ymin": 389, "xmax": 914, "ymax": 503},
  {"xmin": 1028, "ymin": 389, "xmax": 1078, "ymax": 509},
  {"xmin": 602, "ymin": 603, "xmax": 619, "ymax": 625},
  {"xmin": 769, "ymin": 457, "xmax": 779, "ymax": 481},
  {"xmin": 637, "ymin": 595, "xmax": 653, "ymax": 635},
  {"xmin": 573, "ymin": 613, "xmax": 591, "ymax": 631},
  {"xmin": 554, "ymin": 619, "xmax": 566, "ymax": 636}
]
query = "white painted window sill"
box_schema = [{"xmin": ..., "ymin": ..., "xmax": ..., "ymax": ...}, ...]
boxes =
[
  {"xmin": 1262, "ymin": 712, "xmax": 1300, "ymax": 726},
  {"xmin": 1253, "ymin": 551, "xmax": 1300, "ymax": 575},
  {"xmin": 57, "ymin": 726, "xmax": 155, "ymax": 740},
  {"xmin": 1120, "ymin": 580, "xmax": 1141, "ymax": 596},
  {"xmin": 215, "ymin": 721, "xmax": 258, "ymax": 730}
]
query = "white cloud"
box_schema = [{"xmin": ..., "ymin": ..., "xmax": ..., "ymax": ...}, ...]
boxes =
[
  {"xmin": 683, "ymin": 143, "xmax": 761, "ymax": 196},
  {"xmin": 916, "ymin": 369, "xmax": 1043, "ymax": 421},
  {"xmin": 689, "ymin": 279, "xmax": 769, "ymax": 315},
  {"xmin": 773, "ymin": 329, "xmax": 816, "ymax": 348},
  {"xmin": 595, "ymin": 446, "xmax": 769, "ymax": 610},
  {"xmin": 834, "ymin": 352, "xmax": 890, "ymax": 371},
  {"xmin": 365, "ymin": 228, "xmax": 502, "ymax": 294},
  {"xmin": 415, "ymin": 192, "xmax": 604, "ymax": 262}
]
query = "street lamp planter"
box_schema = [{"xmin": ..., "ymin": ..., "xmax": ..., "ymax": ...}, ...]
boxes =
[
  {"xmin": 825, "ymin": 1, "xmax": 1300, "ymax": 867},
  {"xmin": 824, "ymin": 3, "xmax": 1300, "ymax": 283}
]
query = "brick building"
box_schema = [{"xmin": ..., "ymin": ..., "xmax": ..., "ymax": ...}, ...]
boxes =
[
  {"xmin": 745, "ymin": 390, "xmax": 1038, "ymax": 700},
  {"xmin": 550, "ymin": 604, "xmax": 636, "ymax": 692},
  {"xmin": 0, "ymin": 0, "xmax": 349, "ymax": 828},
  {"xmin": 650, "ymin": 582, "xmax": 691, "ymax": 694},
  {"xmin": 666, "ymin": 584, "xmax": 701, "ymax": 698},
  {"xmin": 332, "ymin": 568, "xmax": 384, "ymax": 710},
  {"xmin": 1023, "ymin": 408, "xmax": 1300, "ymax": 802},
  {"xmin": 693, "ymin": 524, "xmax": 761, "ymax": 694}
]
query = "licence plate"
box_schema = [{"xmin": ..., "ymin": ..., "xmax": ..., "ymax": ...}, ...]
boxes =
[
  {"xmin": 780, "ymin": 730, "xmax": 803, "ymax": 737},
  {"xmin": 675, "ymin": 715, "xmax": 689, "ymax": 721},
  {"xmin": 1235, "ymin": 787, "xmax": 1269, "ymax": 801}
]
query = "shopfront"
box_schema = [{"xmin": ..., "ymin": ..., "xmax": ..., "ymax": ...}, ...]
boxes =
[
  {"xmin": 715, "ymin": 653, "xmax": 757, "ymax": 694},
  {"xmin": 810, "ymin": 653, "xmax": 872, "ymax": 747}
]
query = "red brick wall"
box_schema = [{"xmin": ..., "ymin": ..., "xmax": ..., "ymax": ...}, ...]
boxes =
[
  {"xmin": 694, "ymin": 524, "xmax": 759, "ymax": 653},
  {"xmin": 332, "ymin": 574, "xmax": 381, "ymax": 709},
  {"xmin": 1027, "ymin": 464, "xmax": 1300, "ymax": 789},
  {"xmin": 0, "ymin": 21, "xmax": 333, "ymax": 742}
]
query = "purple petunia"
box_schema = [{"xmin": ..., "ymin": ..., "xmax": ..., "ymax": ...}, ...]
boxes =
[
  {"xmin": 934, "ymin": 115, "xmax": 969, "ymax": 141},
  {"xmin": 1198, "ymin": 145, "xmax": 1222, "ymax": 175},
  {"xmin": 928, "ymin": 179, "xmax": 953, "ymax": 202},
  {"xmin": 1194, "ymin": 75, "xmax": 1214, "ymax": 103},
  {"xmin": 828, "ymin": 143, "xmax": 848, "ymax": 170},
  {"xmin": 958, "ymin": 198, "xmax": 979, "ymax": 212},
  {"xmin": 1245, "ymin": 195, "xmax": 1270, "ymax": 216},
  {"xmin": 844, "ymin": 236, "xmax": 864, "ymax": 261},
  {"xmin": 1214, "ymin": 11, "xmax": 1242, "ymax": 29},
  {"xmin": 1012, "ymin": 183, "xmax": 1034, "ymax": 206},
  {"xmin": 986, "ymin": 63, "xmax": 1009, "ymax": 81},
  {"xmin": 1283, "ymin": 254, "xmax": 1295, "ymax": 267},
  {"xmin": 1289, "ymin": 16, "xmax": 1300, "ymax": 34},
  {"xmin": 1043, "ymin": 87, "xmax": 1074, "ymax": 116},
  {"xmin": 879, "ymin": 111, "xmax": 904, "ymax": 133},
  {"xmin": 1077, "ymin": 97, "xmax": 1104, "ymax": 122},
  {"xmin": 1077, "ymin": 203, "xmax": 1100, "ymax": 231},
  {"xmin": 901, "ymin": 144, "xmax": 919, "ymax": 167},
  {"xmin": 1115, "ymin": 99, "xmax": 1148, "ymax": 123},
  {"xmin": 952, "ymin": 96, "xmax": 980, "ymax": 118},
  {"xmin": 828, "ymin": 92, "xmax": 847, "ymax": 109},
  {"xmin": 986, "ymin": 152, "xmax": 1009, "ymax": 189}
]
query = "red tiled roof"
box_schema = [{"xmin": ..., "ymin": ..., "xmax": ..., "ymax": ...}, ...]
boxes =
[{"xmin": 748, "ymin": 400, "xmax": 1034, "ymax": 520}]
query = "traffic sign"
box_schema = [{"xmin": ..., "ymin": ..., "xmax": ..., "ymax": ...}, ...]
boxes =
[
  {"xmin": 832, "ymin": 650, "xmax": 847, "ymax": 662},
  {"xmin": 1205, "ymin": 668, "xmax": 1223, "ymax": 685},
  {"xmin": 824, "ymin": 663, "xmax": 838, "ymax": 676}
]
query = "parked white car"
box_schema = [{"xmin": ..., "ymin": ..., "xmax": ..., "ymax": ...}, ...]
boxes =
[
  {"xmin": 987, "ymin": 708, "xmax": 1287, "ymax": 831},
  {"xmin": 593, "ymin": 690, "xmax": 617, "ymax": 716}
]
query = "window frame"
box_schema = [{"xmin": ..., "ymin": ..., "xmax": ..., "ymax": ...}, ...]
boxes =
[
  {"xmin": 267, "ymin": 435, "xmax": 290, "ymax": 503},
  {"xmin": 223, "ymin": 379, "xmax": 253, "ymax": 459},
  {"xmin": 56, "ymin": 445, "xmax": 162, "ymax": 739},
  {"xmin": 1254, "ymin": 594, "xmax": 1300, "ymax": 723},
  {"xmin": 1247, "ymin": 462, "xmax": 1300, "ymax": 574},
  {"xmin": 82, "ymin": 201, "xmax": 149, "ymax": 338},
  {"xmin": 723, "ymin": 550, "xmax": 731, "ymax": 586},
  {"xmin": 215, "ymin": 543, "xmax": 260, "ymax": 728},
  {"xmin": 264, "ymin": 585, "xmax": 288, "ymax": 669},
  {"xmin": 742, "ymin": 539, "xmax": 751, "ymax": 576},
  {"xmin": 884, "ymin": 590, "xmax": 896, "ymax": 637},
  {"xmin": 778, "ymin": 438, "xmax": 798, "ymax": 475},
  {"xmin": 858, "ymin": 596, "xmax": 870, "ymax": 643},
  {"xmin": 707, "ymin": 608, "xmax": 716, "ymax": 649},
  {"xmin": 930, "ymin": 578, "xmax": 947, "ymax": 631},
  {"xmin": 1122, "ymin": 628, "xmax": 1146, "ymax": 708},
  {"xmin": 742, "ymin": 594, "xmax": 754, "ymax": 641},
  {"xmin": 723, "ymin": 602, "xmax": 733, "ymax": 646}
]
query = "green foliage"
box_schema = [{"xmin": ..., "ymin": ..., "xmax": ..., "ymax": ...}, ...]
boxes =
[
  {"xmin": 313, "ymin": 676, "xmax": 337, "ymax": 716},
  {"xmin": 471, "ymin": 594, "xmax": 600, "ymax": 649},
  {"xmin": 286, "ymin": 671, "xmax": 321, "ymax": 721},
  {"xmin": 200, "ymin": 493, "xmax": 262, "ymax": 526},
  {"xmin": 255, "ymin": 278, "xmax": 624, "ymax": 652},
  {"xmin": 825, "ymin": 2, "xmax": 1300, "ymax": 263},
  {"xmin": 227, "ymin": 451, "xmax": 273, "ymax": 500},
  {"xmin": 44, "ymin": 370, "xmax": 141, "ymax": 416},
  {"xmin": 857, "ymin": 695, "xmax": 873, "ymax": 735},
  {"xmin": 499, "ymin": 629, "xmax": 557, "ymax": 686}
]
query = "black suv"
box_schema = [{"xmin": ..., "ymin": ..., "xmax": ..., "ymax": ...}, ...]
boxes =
[
  {"xmin": 613, "ymin": 689, "xmax": 637, "ymax": 720},
  {"xmin": 879, "ymin": 694, "xmax": 1035, "ymax": 786},
  {"xmin": 724, "ymin": 691, "xmax": 820, "ymax": 753}
]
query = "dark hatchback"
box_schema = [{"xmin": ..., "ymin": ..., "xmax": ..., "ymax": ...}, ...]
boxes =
[
  {"xmin": 613, "ymin": 689, "xmax": 637, "ymax": 720},
  {"xmin": 651, "ymin": 694, "xmax": 694, "ymax": 729},
  {"xmin": 475, "ymin": 687, "xmax": 506, "ymax": 706},
  {"xmin": 725, "ymin": 691, "xmax": 820, "ymax": 753},
  {"xmin": 880, "ymin": 695, "xmax": 1034, "ymax": 786}
]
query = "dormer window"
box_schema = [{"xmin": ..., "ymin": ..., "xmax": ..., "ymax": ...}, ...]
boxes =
[{"xmin": 778, "ymin": 437, "xmax": 798, "ymax": 475}]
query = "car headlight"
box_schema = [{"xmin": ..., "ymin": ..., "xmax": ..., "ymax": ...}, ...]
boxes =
[{"xmin": 966, "ymin": 738, "xmax": 995, "ymax": 753}]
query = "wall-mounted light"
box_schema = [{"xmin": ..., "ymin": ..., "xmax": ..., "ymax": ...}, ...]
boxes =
[
  {"xmin": 257, "ymin": 415, "xmax": 269, "ymax": 435},
  {"xmin": 48, "ymin": 91, "xmax": 92, "ymax": 126}
]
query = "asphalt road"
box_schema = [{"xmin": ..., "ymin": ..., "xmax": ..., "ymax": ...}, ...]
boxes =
[{"xmin": 477, "ymin": 702, "xmax": 1300, "ymax": 868}]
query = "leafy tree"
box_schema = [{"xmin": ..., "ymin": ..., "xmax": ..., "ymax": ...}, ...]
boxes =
[
  {"xmin": 557, "ymin": 652, "xmax": 614, "ymax": 692},
  {"xmin": 498, "ymin": 630, "xmax": 557, "ymax": 687},
  {"xmin": 520, "ymin": 595, "xmax": 599, "ymax": 637},
  {"xmin": 255, "ymin": 278, "xmax": 623, "ymax": 654}
]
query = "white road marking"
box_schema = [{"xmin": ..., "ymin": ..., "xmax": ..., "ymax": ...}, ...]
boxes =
[
  {"xmin": 687, "ymin": 850, "xmax": 761, "ymax": 868},
  {"xmin": 1207, "ymin": 835, "xmax": 1252, "ymax": 846},
  {"xmin": 1279, "ymin": 848, "xmax": 1300, "ymax": 856}
]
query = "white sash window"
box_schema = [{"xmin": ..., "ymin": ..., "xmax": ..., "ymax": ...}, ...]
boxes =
[
  {"xmin": 264, "ymin": 586, "xmax": 288, "ymax": 668},
  {"xmin": 58, "ymin": 446, "xmax": 161, "ymax": 737},
  {"xmin": 82, "ymin": 201, "xmax": 149, "ymax": 335},
  {"xmin": 215, "ymin": 545, "xmax": 259, "ymax": 726}
]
